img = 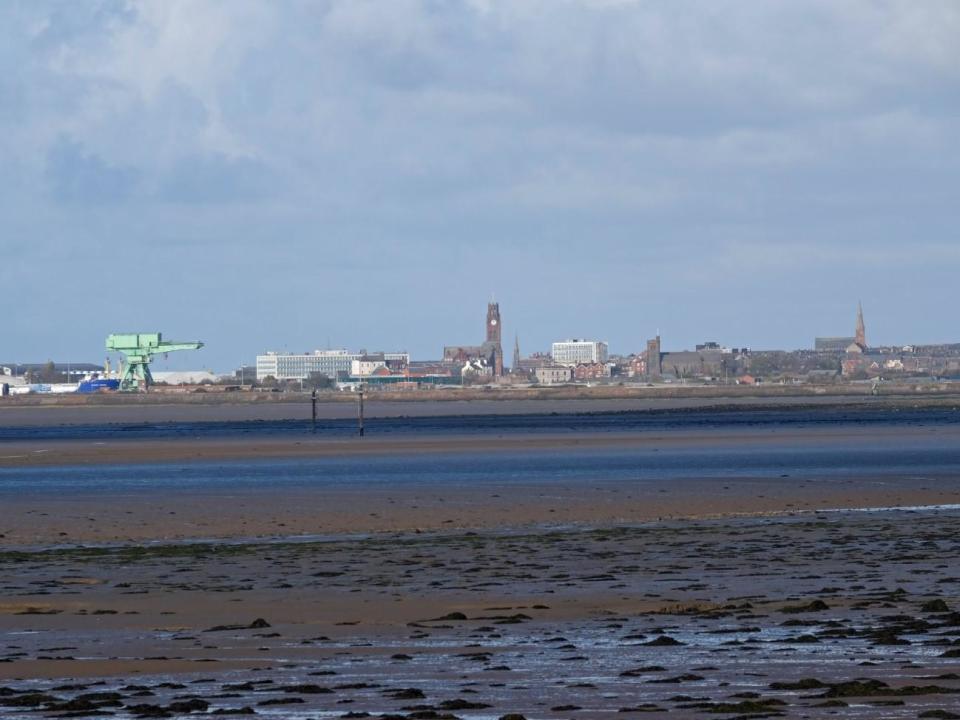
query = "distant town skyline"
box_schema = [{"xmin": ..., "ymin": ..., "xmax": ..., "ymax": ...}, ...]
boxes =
[
  {"xmin": 2, "ymin": 2, "xmax": 958, "ymax": 368},
  {"xmin": 3, "ymin": 298, "xmax": 952, "ymax": 374}
]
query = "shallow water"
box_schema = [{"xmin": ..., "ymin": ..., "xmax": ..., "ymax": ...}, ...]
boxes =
[
  {"xmin": 3, "ymin": 438, "xmax": 960, "ymax": 495},
  {"xmin": 1, "ymin": 406, "xmax": 958, "ymax": 441}
]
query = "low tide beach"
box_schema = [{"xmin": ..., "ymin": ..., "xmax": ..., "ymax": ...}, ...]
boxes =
[{"xmin": 2, "ymin": 404, "xmax": 960, "ymax": 718}]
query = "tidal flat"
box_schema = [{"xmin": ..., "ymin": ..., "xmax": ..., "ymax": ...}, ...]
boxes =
[{"xmin": 3, "ymin": 509, "xmax": 960, "ymax": 719}]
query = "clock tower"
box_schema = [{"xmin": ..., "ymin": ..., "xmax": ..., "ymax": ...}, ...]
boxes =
[
  {"xmin": 485, "ymin": 302, "xmax": 504, "ymax": 377},
  {"xmin": 486, "ymin": 302, "xmax": 501, "ymax": 344}
]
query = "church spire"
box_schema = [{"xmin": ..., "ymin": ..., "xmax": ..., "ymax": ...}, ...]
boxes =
[
  {"xmin": 855, "ymin": 301, "xmax": 866, "ymax": 348},
  {"xmin": 512, "ymin": 335, "xmax": 521, "ymax": 372}
]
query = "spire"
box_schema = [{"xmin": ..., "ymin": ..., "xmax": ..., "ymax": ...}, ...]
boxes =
[
  {"xmin": 855, "ymin": 301, "xmax": 866, "ymax": 348},
  {"xmin": 512, "ymin": 335, "xmax": 521, "ymax": 372}
]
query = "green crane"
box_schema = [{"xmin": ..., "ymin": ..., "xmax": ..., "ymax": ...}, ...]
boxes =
[{"xmin": 106, "ymin": 333, "xmax": 204, "ymax": 391}]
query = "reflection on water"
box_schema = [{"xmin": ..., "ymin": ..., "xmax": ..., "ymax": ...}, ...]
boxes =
[
  {"xmin": 1, "ymin": 406, "xmax": 959, "ymax": 441},
  {"xmin": 3, "ymin": 440, "xmax": 960, "ymax": 494}
]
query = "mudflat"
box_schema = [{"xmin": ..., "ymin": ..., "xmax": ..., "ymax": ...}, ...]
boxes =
[
  {"xmin": 2, "ymin": 459, "xmax": 960, "ymax": 548},
  {"xmin": 3, "ymin": 420, "xmax": 960, "ymax": 545},
  {"xmin": 2, "ymin": 409, "xmax": 959, "ymax": 468},
  {"xmin": 3, "ymin": 510, "xmax": 960, "ymax": 719},
  {"xmin": 3, "ymin": 409, "xmax": 960, "ymax": 718},
  {"xmin": 0, "ymin": 427, "xmax": 928, "ymax": 469}
]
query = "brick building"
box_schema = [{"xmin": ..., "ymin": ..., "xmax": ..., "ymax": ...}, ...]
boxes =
[
  {"xmin": 573, "ymin": 362, "xmax": 611, "ymax": 380},
  {"xmin": 443, "ymin": 302, "xmax": 504, "ymax": 377}
]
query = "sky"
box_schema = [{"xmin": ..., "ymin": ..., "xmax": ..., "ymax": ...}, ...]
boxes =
[{"xmin": 2, "ymin": 0, "xmax": 959, "ymax": 370}]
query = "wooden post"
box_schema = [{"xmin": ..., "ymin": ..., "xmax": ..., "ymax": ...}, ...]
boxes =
[
  {"xmin": 357, "ymin": 386, "xmax": 365, "ymax": 438},
  {"xmin": 311, "ymin": 389, "xmax": 317, "ymax": 433}
]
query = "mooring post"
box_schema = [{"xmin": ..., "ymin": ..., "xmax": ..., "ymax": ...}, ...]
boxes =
[
  {"xmin": 357, "ymin": 386, "xmax": 365, "ymax": 438},
  {"xmin": 311, "ymin": 389, "xmax": 317, "ymax": 433}
]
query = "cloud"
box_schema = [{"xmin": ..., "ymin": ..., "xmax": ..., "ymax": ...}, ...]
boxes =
[
  {"xmin": 159, "ymin": 152, "xmax": 274, "ymax": 203},
  {"xmin": 1, "ymin": 1, "xmax": 959, "ymax": 363},
  {"xmin": 44, "ymin": 135, "xmax": 139, "ymax": 203}
]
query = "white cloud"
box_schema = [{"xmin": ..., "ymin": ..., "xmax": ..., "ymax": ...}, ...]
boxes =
[{"xmin": 1, "ymin": 0, "xmax": 958, "ymax": 361}]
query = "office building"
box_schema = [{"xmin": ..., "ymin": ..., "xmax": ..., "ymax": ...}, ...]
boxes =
[
  {"xmin": 551, "ymin": 339, "xmax": 608, "ymax": 366},
  {"xmin": 256, "ymin": 350, "xmax": 409, "ymax": 381}
]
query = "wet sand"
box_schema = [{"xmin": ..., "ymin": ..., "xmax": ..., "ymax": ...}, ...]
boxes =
[
  {"xmin": 4, "ymin": 416, "xmax": 960, "ymax": 717},
  {"xmin": 3, "ymin": 510, "xmax": 960, "ymax": 719},
  {"xmin": 4, "ymin": 473, "xmax": 960, "ymax": 549},
  {"xmin": 4, "ymin": 422, "xmax": 960, "ymax": 547}
]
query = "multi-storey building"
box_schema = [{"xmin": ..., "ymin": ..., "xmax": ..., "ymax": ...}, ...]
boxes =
[
  {"xmin": 535, "ymin": 365, "xmax": 573, "ymax": 385},
  {"xmin": 256, "ymin": 350, "xmax": 409, "ymax": 381},
  {"xmin": 627, "ymin": 354, "xmax": 647, "ymax": 377},
  {"xmin": 351, "ymin": 359, "xmax": 387, "ymax": 377},
  {"xmin": 551, "ymin": 339, "xmax": 608, "ymax": 366}
]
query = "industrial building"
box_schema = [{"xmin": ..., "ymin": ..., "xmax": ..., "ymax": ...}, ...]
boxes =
[
  {"xmin": 551, "ymin": 339, "xmax": 608, "ymax": 366},
  {"xmin": 256, "ymin": 350, "xmax": 409, "ymax": 381},
  {"xmin": 1, "ymin": 362, "xmax": 102, "ymax": 381},
  {"xmin": 152, "ymin": 371, "xmax": 221, "ymax": 385}
]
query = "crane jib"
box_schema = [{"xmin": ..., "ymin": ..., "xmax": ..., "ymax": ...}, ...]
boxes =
[{"xmin": 105, "ymin": 332, "xmax": 204, "ymax": 392}]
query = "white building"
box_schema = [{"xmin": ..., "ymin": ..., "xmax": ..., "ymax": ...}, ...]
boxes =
[
  {"xmin": 256, "ymin": 350, "xmax": 360, "ymax": 381},
  {"xmin": 351, "ymin": 359, "xmax": 387, "ymax": 377},
  {"xmin": 551, "ymin": 339, "xmax": 609, "ymax": 366},
  {"xmin": 256, "ymin": 350, "xmax": 410, "ymax": 381},
  {"xmin": 153, "ymin": 370, "xmax": 220, "ymax": 385},
  {"xmin": 382, "ymin": 352, "xmax": 409, "ymax": 364},
  {"xmin": 0, "ymin": 370, "xmax": 25, "ymax": 387},
  {"xmin": 535, "ymin": 365, "xmax": 574, "ymax": 385},
  {"xmin": 462, "ymin": 358, "xmax": 493, "ymax": 378}
]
